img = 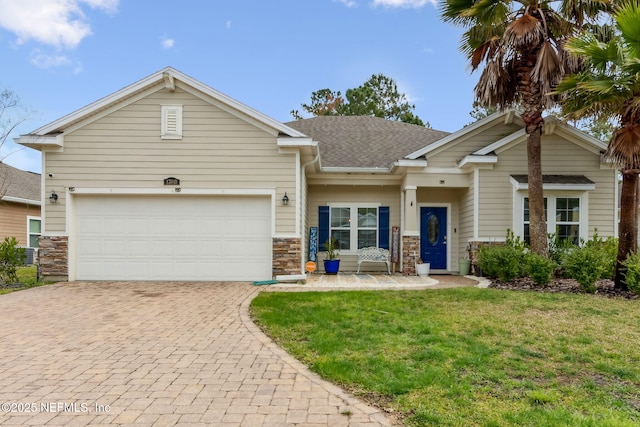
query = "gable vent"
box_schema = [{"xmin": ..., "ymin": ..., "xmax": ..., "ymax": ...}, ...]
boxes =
[{"xmin": 161, "ymin": 104, "xmax": 183, "ymax": 140}]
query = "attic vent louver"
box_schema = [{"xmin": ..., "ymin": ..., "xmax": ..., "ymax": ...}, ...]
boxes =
[{"xmin": 161, "ymin": 104, "xmax": 183, "ymax": 140}]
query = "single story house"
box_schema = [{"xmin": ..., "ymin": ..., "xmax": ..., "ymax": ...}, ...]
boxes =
[
  {"xmin": 16, "ymin": 67, "xmax": 617, "ymax": 281},
  {"xmin": 0, "ymin": 162, "xmax": 41, "ymax": 263}
]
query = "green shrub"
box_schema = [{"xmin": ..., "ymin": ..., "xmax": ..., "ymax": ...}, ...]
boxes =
[
  {"xmin": 563, "ymin": 245, "xmax": 609, "ymax": 293},
  {"xmin": 548, "ymin": 233, "xmax": 575, "ymax": 270},
  {"xmin": 478, "ymin": 244, "xmax": 523, "ymax": 282},
  {"xmin": 0, "ymin": 237, "xmax": 26, "ymax": 286},
  {"xmin": 622, "ymin": 252, "xmax": 640, "ymax": 295},
  {"xmin": 582, "ymin": 230, "xmax": 617, "ymax": 280},
  {"xmin": 524, "ymin": 252, "xmax": 556, "ymax": 286}
]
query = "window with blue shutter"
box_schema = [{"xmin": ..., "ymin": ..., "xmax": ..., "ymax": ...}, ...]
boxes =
[{"xmin": 318, "ymin": 205, "xmax": 390, "ymax": 251}]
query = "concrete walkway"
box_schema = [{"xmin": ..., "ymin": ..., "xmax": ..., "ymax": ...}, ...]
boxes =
[{"xmin": 0, "ymin": 275, "xmax": 483, "ymax": 426}]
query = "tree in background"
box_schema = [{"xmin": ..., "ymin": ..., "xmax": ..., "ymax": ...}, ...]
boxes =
[
  {"xmin": 1, "ymin": 88, "xmax": 31, "ymax": 196},
  {"xmin": 555, "ymin": 1, "xmax": 640, "ymax": 289},
  {"xmin": 441, "ymin": 0, "xmax": 610, "ymax": 257},
  {"xmin": 291, "ymin": 74, "xmax": 428, "ymax": 127}
]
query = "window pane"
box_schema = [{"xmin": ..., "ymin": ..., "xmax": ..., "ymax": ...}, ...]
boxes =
[
  {"xmin": 29, "ymin": 219, "xmax": 41, "ymax": 233},
  {"xmin": 331, "ymin": 230, "xmax": 350, "ymax": 251},
  {"xmin": 358, "ymin": 208, "xmax": 377, "ymax": 227},
  {"xmin": 557, "ymin": 224, "xmax": 580, "ymax": 245},
  {"xmin": 523, "ymin": 224, "xmax": 531, "ymax": 245},
  {"xmin": 29, "ymin": 235, "xmax": 40, "ymax": 248},
  {"xmin": 524, "ymin": 197, "xmax": 548, "ymax": 222},
  {"xmin": 556, "ymin": 198, "xmax": 580, "ymax": 222},
  {"xmin": 358, "ymin": 230, "xmax": 376, "ymax": 249},
  {"xmin": 331, "ymin": 207, "xmax": 351, "ymax": 228}
]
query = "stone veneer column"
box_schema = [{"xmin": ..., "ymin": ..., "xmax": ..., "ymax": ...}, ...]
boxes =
[
  {"xmin": 272, "ymin": 238, "xmax": 302, "ymax": 277},
  {"xmin": 402, "ymin": 235, "xmax": 420, "ymax": 275},
  {"xmin": 38, "ymin": 236, "xmax": 69, "ymax": 282}
]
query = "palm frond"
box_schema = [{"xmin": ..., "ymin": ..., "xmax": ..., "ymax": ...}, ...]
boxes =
[
  {"xmin": 533, "ymin": 40, "xmax": 563, "ymax": 96},
  {"xmin": 475, "ymin": 59, "xmax": 515, "ymax": 108},
  {"xmin": 504, "ymin": 14, "xmax": 544, "ymax": 48},
  {"xmin": 605, "ymin": 124, "xmax": 640, "ymax": 166},
  {"xmin": 616, "ymin": 0, "xmax": 640, "ymax": 58}
]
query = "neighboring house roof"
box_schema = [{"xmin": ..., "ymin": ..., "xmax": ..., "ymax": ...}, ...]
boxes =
[
  {"xmin": 0, "ymin": 162, "xmax": 41, "ymax": 205},
  {"xmin": 285, "ymin": 116, "xmax": 449, "ymax": 170}
]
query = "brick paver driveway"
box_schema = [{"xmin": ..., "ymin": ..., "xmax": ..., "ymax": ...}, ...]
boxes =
[{"xmin": 0, "ymin": 282, "xmax": 392, "ymax": 426}]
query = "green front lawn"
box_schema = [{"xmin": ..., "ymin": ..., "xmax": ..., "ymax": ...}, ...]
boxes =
[
  {"xmin": 251, "ymin": 288, "xmax": 640, "ymax": 426},
  {"xmin": 0, "ymin": 266, "xmax": 42, "ymax": 294}
]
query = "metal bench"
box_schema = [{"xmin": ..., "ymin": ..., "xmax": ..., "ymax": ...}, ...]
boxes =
[{"xmin": 356, "ymin": 247, "xmax": 391, "ymax": 274}]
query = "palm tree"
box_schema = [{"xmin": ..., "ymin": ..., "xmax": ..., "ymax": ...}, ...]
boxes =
[
  {"xmin": 441, "ymin": 0, "xmax": 610, "ymax": 257},
  {"xmin": 555, "ymin": 0, "xmax": 640, "ymax": 289}
]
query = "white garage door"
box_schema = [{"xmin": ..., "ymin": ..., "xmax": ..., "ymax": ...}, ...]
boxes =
[{"xmin": 74, "ymin": 195, "xmax": 272, "ymax": 281}]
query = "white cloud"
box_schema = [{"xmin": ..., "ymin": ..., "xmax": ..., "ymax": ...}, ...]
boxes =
[
  {"xmin": 371, "ymin": 0, "xmax": 436, "ymax": 7},
  {"xmin": 161, "ymin": 36, "xmax": 175, "ymax": 49},
  {"xmin": 226, "ymin": 20, "xmax": 232, "ymax": 29},
  {"xmin": 336, "ymin": 0, "xmax": 358, "ymax": 8},
  {"xmin": 0, "ymin": 0, "xmax": 119, "ymax": 49},
  {"xmin": 30, "ymin": 51, "xmax": 71, "ymax": 68}
]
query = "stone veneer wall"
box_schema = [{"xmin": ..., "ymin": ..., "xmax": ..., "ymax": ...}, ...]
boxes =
[
  {"xmin": 402, "ymin": 235, "xmax": 420, "ymax": 275},
  {"xmin": 272, "ymin": 238, "xmax": 302, "ymax": 276},
  {"xmin": 38, "ymin": 236, "xmax": 69, "ymax": 281},
  {"xmin": 468, "ymin": 241, "xmax": 505, "ymax": 276}
]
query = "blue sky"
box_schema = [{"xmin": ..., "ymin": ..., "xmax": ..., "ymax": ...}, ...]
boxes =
[{"xmin": 0, "ymin": 0, "xmax": 477, "ymax": 173}]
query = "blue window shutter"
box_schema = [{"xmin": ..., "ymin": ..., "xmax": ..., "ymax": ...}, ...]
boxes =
[
  {"xmin": 318, "ymin": 206, "xmax": 330, "ymax": 251},
  {"xmin": 378, "ymin": 206, "xmax": 390, "ymax": 249}
]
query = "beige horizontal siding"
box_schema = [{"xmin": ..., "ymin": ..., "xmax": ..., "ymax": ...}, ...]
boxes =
[
  {"xmin": 44, "ymin": 86, "xmax": 298, "ymax": 235},
  {"xmin": 427, "ymin": 123, "xmax": 521, "ymax": 168},
  {"xmin": 478, "ymin": 135, "xmax": 616, "ymax": 239}
]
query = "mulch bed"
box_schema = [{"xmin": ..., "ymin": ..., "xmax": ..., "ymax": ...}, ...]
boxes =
[{"xmin": 488, "ymin": 277, "xmax": 639, "ymax": 300}]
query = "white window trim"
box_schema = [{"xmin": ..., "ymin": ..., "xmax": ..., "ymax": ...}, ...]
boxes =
[
  {"xmin": 328, "ymin": 202, "xmax": 381, "ymax": 254},
  {"xmin": 27, "ymin": 216, "xmax": 42, "ymax": 248},
  {"xmin": 161, "ymin": 104, "xmax": 183, "ymax": 140},
  {"xmin": 513, "ymin": 191, "xmax": 588, "ymax": 243}
]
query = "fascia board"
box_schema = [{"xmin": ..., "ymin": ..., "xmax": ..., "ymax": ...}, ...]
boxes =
[
  {"xmin": 509, "ymin": 176, "xmax": 596, "ymax": 191},
  {"xmin": 1, "ymin": 196, "xmax": 41, "ymax": 206},
  {"xmin": 14, "ymin": 135, "xmax": 62, "ymax": 151},
  {"xmin": 394, "ymin": 159, "xmax": 428, "ymax": 168},
  {"xmin": 458, "ymin": 155, "xmax": 498, "ymax": 168},
  {"xmin": 277, "ymin": 137, "xmax": 316, "ymax": 147},
  {"xmin": 321, "ymin": 167, "xmax": 392, "ymax": 174}
]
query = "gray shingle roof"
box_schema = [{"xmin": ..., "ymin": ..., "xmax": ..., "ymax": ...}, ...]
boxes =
[
  {"xmin": 0, "ymin": 162, "xmax": 41, "ymax": 204},
  {"xmin": 285, "ymin": 116, "xmax": 449, "ymax": 169}
]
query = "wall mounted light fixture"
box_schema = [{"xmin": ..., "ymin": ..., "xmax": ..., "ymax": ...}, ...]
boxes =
[
  {"xmin": 282, "ymin": 192, "xmax": 289, "ymax": 205},
  {"xmin": 49, "ymin": 190, "xmax": 58, "ymax": 203}
]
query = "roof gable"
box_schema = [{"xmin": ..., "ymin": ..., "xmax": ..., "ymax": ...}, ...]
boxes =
[
  {"xmin": 25, "ymin": 67, "xmax": 306, "ymax": 140},
  {"xmin": 406, "ymin": 110, "xmax": 523, "ymax": 159}
]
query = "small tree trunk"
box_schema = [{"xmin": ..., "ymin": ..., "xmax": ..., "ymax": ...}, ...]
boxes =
[
  {"xmin": 526, "ymin": 127, "xmax": 550, "ymax": 258},
  {"xmin": 614, "ymin": 169, "xmax": 638, "ymax": 290}
]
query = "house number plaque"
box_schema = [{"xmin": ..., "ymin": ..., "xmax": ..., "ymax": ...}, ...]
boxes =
[{"xmin": 164, "ymin": 177, "xmax": 180, "ymax": 185}]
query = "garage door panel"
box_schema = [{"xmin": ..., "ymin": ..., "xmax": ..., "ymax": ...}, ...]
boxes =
[{"xmin": 74, "ymin": 195, "xmax": 272, "ymax": 281}]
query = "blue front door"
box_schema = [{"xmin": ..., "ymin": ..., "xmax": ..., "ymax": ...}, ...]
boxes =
[{"xmin": 420, "ymin": 207, "xmax": 447, "ymax": 270}]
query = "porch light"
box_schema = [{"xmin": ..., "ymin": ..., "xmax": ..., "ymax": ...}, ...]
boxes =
[
  {"xmin": 282, "ymin": 192, "xmax": 289, "ymax": 205},
  {"xmin": 49, "ymin": 190, "xmax": 58, "ymax": 204}
]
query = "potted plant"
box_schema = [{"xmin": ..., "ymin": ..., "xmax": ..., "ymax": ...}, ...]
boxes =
[{"xmin": 323, "ymin": 236, "xmax": 341, "ymax": 274}]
